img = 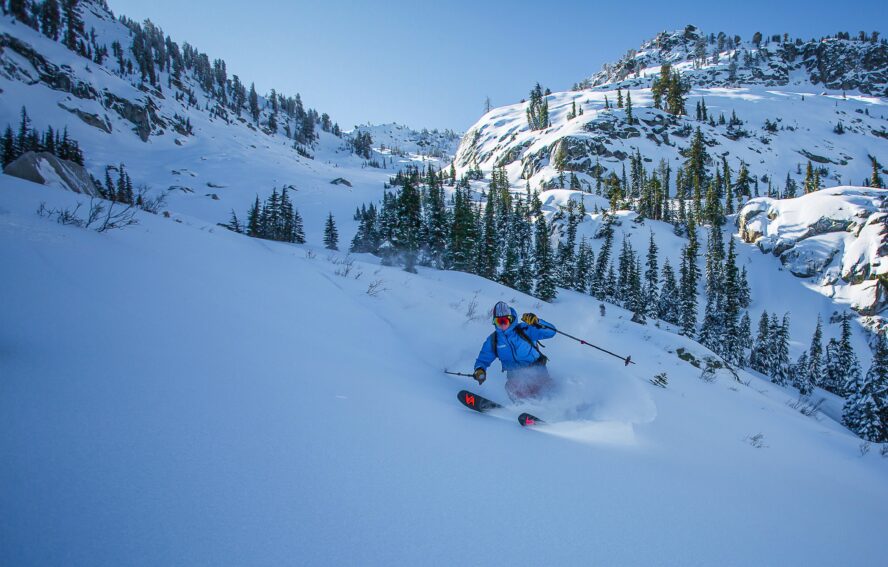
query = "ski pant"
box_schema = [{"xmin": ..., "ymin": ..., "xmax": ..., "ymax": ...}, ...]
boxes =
[{"xmin": 505, "ymin": 355, "xmax": 553, "ymax": 402}]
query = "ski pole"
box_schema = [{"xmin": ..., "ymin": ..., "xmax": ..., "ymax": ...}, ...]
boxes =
[
  {"xmin": 444, "ymin": 369, "xmax": 476, "ymax": 378},
  {"xmin": 539, "ymin": 324, "xmax": 635, "ymax": 366}
]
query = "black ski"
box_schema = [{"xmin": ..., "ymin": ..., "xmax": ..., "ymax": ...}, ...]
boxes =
[
  {"xmin": 457, "ymin": 390, "xmax": 503, "ymax": 413},
  {"xmin": 518, "ymin": 413, "xmax": 545, "ymax": 427},
  {"xmin": 457, "ymin": 391, "xmax": 547, "ymax": 426}
]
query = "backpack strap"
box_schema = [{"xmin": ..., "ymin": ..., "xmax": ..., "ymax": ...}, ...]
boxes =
[{"xmin": 515, "ymin": 326, "xmax": 544, "ymax": 356}]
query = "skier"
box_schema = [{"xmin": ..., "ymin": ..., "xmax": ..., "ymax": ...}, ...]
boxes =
[{"xmin": 473, "ymin": 301, "xmax": 557, "ymax": 401}]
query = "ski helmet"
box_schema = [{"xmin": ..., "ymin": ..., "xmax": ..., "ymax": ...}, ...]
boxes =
[{"xmin": 493, "ymin": 301, "xmax": 511, "ymax": 318}]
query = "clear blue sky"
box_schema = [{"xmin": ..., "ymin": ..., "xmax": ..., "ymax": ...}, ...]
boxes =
[{"xmin": 107, "ymin": 0, "xmax": 885, "ymax": 131}]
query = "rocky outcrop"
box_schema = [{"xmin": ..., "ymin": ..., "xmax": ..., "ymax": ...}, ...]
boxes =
[
  {"xmin": 58, "ymin": 102, "xmax": 113, "ymax": 134},
  {"xmin": 737, "ymin": 187, "xmax": 888, "ymax": 314},
  {"xmin": 1, "ymin": 33, "xmax": 165, "ymax": 142},
  {"xmin": 3, "ymin": 151, "xmax": 102, "ymax": 196},
  {"xmin": 0, "ymin": 33, "xmax": 99, "ymax": 100}
]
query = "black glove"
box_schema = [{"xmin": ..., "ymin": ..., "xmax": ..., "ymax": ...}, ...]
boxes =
[
  {"xmin": 473, "ymin": 368, "xmax": 486, "ymax": 385},
  {"xmin": 521, "ymin": 312, "xmax": 540, "ymax": 327}
]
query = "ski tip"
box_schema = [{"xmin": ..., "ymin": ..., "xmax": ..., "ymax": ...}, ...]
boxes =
[{"xmin": 518, "ymin": 413, "xmax": 545, "ymax": 427}]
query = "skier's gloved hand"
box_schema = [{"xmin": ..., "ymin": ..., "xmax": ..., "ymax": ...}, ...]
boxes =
[
  {"xmin": 473, "ymin": 368, "xmax": 486, "ymax": 385},
  {"xmin": 521, "ymin": 313, "xmax": 540, "ymax": 327}
]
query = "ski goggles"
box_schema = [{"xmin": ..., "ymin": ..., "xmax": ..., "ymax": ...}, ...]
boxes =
[{"xmin": 493, "ymin": 315, "xmax": 514, "ymax": 328}]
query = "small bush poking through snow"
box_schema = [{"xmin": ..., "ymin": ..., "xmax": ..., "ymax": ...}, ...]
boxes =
[
  {"xmin": 787, "ymin": 396, "xmax": 825, "ymax": 419},
  {"xmin": 745, "ymin": 433, "xmax": 768, "ymax": 449}
]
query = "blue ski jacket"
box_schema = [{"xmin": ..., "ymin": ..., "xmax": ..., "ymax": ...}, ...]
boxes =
[{"xmin": 474, "ymin": 307, "xmax": 556, "ymax": 372}]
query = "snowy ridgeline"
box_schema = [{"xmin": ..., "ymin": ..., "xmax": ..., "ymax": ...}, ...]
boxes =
[
  {"xmin": 2, "ymin": 175, "xmax": 887, "ymax": 565},
  {"xmin": 576, "ymin": 26, "xmax": 887, "ymax": 96}
]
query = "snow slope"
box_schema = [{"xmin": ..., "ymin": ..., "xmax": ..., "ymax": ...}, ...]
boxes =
[{"xmin": 2, "ymin": 175, "xmax": 886, "ymax": 566}]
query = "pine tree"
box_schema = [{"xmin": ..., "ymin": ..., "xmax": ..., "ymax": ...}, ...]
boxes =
[
  {"xmin": 616, "ymin": 88, "xmax": 623, "ymax": 108},
  {"xmin": 651, "ymin": 64, "xmax": 669, "ymax": 109},
  {"xmin": 291, "ymin": 206, "xmax": 305, "ymax": 244},
  {"xmin": 395, "ymin": 178, "xmax": 422, "ymax": 272},
  {"xmin": 514, "ymin": 199, "xmax": 534, "ymax": 295},
  {"xmin": 225, "ymin": 210, "xmax": 242, "ymax": 233},
  {"xmin": 10, "ymin": 0, "xmax": 30, "ymax": 24},
  {"xmin": 734, "ymin": 162, "xmax": 750, "ymax": 203},
  {"xmin": 768, "ymin": 313, "xmax": 791, "ymax": 386},
  {"xmin": 629, "ymin": 256, "xmax": 646, "ymax": 323},
  {"xmin": 871, "ymin": 155, "xmax": 885, "ymax": 188},
  {"xmin": 679, "ymin": 216, "xmax": 700, "ymax": 336},
  {"xmin": 478, "ymin": 191, "xmax": 498, "ymax": 279},
  {"xmin": 684, "ymin": 128, "xmax": 709, "ymax": 192},
  {"xmin": 644, "ymin": 231, "xmax": 659, "ymax": 319},
  {"xmin": 658, "ymin": 259, "xmax": 681, "ymax": 325},
  {"xmin": 448, "ymin": 186, "xmax": 478, "ymax": 272},
  {"xmin": 573, "ymin": 237, "xmax": 593, "ymax": 293},
  {"xmin": 837, "ymin": 313, "xmax": 862, "ymax": 396},
  {"xmin": 62, "ymin": 0, "xmax": 84, "ymax": 53},
  {"xmin": 591, "ymin": 213, "xmax": 614, "ymax": 299},
  {"xmin": 625, "ymin": 90, "xmax": 633, "ymax": 124},
  {"xmin": 526, "ymin": 83, "xmax": 549, "ymax": 130},
  {"xmin": 323, "ymin": 212, "xmax": 339, "ymax": 250},
  {"xmin": 698, "ymin": 233, "xmax": 723, "ymax": 353},
  {"xmin": 737, "ymin": 266, "xmax": 751, "ymax": 308},
  {"xmin": 499, "ymin": 207, "xmax": 520, "ymax": 289},
  {"xmin": 617, "ymin": 238, "xmax": 634, "ymax": 306},
  {"xmin": 424, "ymin": 177, "xmax": 450, "ymax": 268},
  {"xmin": 738, "ymin": 311, "xmax": 752, "ymax": 365},
  {"xmin": 40, "ymin": 0, "xmax": 61, "ymax": 40},
  {"xmin": 823, "ymin": 338, "xmax": 844, "ymax": 395},
  {"xmin": 803, "ymin": 161, "xmax": 816, "ymax": 193},
  {"xmin": 249, "ymin": 83, "xmax": 260, "ymax": 123},
  {"xmin": 803, "ymin": 316, "xmax": 824, "ymax": 395},
  {"xmin": 247, "ymin": 196, "xmax": 261, "ymax": 237},
  {"xmin": 843, "ymin": 333, "xmax": 888, "ymax": 442},
  {"xmin": 534, "ymin": 214, "xmax": 556, "ymax": 301},
  {"xmin": 2, "ymin": 126, "xmax": 15, "ymax": 166},
  {"xmin": 721, "ymin": 238, "xmax": 742, "ymax": 365},
  {"xmin": 750, "ymin": 310, "xmax": 770, "ymax": 374}
]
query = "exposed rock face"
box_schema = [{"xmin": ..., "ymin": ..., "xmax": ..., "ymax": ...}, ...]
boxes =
[
  {"xmin": 737, "ymin": 187, "xmax": 888, "ymax": 314},
  {"xmin": 58, "ymin": 102, "xmax": 113, "ymax": 133},
  {"xmin": 3, "ymin": 152, "xmax": 102, "ymax": 196},
  {"xmin": 1, "ymin": 32, "xmax": 165, "ymax": 142}
]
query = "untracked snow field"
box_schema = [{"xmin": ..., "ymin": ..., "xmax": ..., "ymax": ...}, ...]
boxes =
[{"xmin": 2, "ymin": 176, "xmax": 886, "ymax": 566}]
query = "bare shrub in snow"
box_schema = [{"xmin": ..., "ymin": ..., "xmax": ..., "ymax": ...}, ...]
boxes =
[
  {"xmin": 305, "ymin": 250, "xmax": 316, "ymax": 259},
  {"xmin": 332, "ymin": 255, "xmax": 355, "ymax": 278},
  {"xmin": 37, "ymin": 198, "xmax": 137, "ymax": 232},
  {"xmin": 745, "ymin": 433, "xmax": 768, "ymax": 448},
  {"xmin": 366, "ymin": 279, "xmax": 387, "ymax": 297},
  {"xmin": 787, "ymin": 396, "xmax": 824, "ymax": 419},
  {"xmin": 859, "ymin": 442, "xmax": 871, "ymax": 457},
  {"xmin": 465, "ymin": 293, "xmax": 479, "ymax": 321},
  {"xmin": 880, "ymin": 445, "xmax": 888, "ymax": 458},
  {"xmin": 135, "ymin": 185, "xmax": 167, "ymax": 214}
]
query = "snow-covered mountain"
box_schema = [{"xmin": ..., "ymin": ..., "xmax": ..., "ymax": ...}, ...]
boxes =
[
  {"xmin": 453, "ymin": 26, "xmax": 888, "ymax": 324},
  {"xmin": 350, "ymin": 122, "xmax": 461, "ymax": 162},
  {"xmin": 0, "ymin": 2, "xmax": 454, "ymax": 243},
  {"xmin": 1, "ymin": 6, "xmax": 887, "ymax": 565}
]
